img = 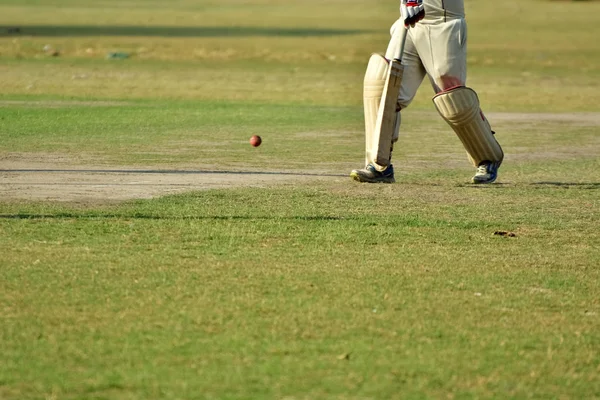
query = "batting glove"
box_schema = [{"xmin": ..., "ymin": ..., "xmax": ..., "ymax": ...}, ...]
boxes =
[{"xmin": 401, "ymin": 0, "xmax": 425, "ymax": 27}]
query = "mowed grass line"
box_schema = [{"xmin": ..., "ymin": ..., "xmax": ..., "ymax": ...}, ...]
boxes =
[{"xmin": 1, "ymin": 184, "xmax": 599, "ymax": 399}]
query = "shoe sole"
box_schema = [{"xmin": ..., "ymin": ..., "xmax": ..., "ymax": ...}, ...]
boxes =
[
  {"xmin": 350, "ymin": 171, "xmax": 395, "ymax": 183},
  {"xmin": 471, "ymin": 175, "xmax": 497, "ymax": 184}
]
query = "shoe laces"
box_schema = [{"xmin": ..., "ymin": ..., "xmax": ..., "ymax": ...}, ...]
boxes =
[{"xmin": 476, "ymin": 164, "xmax": 489, "ymax": 175}]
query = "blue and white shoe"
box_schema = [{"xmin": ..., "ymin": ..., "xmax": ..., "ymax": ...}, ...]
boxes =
[
  {"xmin": 472, "ymin": 161, "xmax": 501, "ymax": 184},
  {"xmin": 350, "ymin": 163, "xmax": 395, "ymax": 183}
]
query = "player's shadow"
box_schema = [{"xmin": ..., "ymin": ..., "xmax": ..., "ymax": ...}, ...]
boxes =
[
  {"xmin": 531, "ymin": 182, "xmax": 600, "ymax": 189},
  {"xmin": 1, "ymin": 25, "xmax": 367, "ymax": 38}
]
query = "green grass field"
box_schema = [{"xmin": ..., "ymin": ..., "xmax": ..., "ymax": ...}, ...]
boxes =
[{"xmin": 1, "ymin": 1, "xmax": 599, "ymax": 399}]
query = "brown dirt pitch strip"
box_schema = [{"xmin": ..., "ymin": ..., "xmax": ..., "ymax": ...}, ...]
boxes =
[{"xmin": 0, "ymin": 153, "xmax": 344, "ymax": 203}]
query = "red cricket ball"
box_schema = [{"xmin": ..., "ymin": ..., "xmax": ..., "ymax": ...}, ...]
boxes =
[{"xmin": 250, "ymin": 135, "xmax": 262, "ymax": 147}]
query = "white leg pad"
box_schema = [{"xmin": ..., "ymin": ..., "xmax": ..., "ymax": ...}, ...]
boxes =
[
  {"xmin": 433, "ymin": 87, "xmax": 503, "ymax": 167},
  {"xmin": 363, "ymin": 53, "xmax": 388, "ymax": 167},
  {"xmin": 363, "ymin": 54, "xmax": 401, "ymax": 169}
]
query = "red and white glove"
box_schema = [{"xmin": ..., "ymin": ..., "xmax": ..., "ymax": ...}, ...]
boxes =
[{"xmin": 401, "ymin": 0, "xmax": 425, "ymax": 27}]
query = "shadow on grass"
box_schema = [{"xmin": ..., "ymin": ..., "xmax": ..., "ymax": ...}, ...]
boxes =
[
  {"xmin": 460, "ymin": 182, "xmax": 600, "ymax": 189},
  {"xmin": 1, "ymin": 168, "xmax": 346, "ymax": 177},
  {"xmin": 532, "ymin": 182, "xmax": 600, "ymax": 189},
  {"xmin": 2, "ymin": 25, "xmax": 368, "ymax": 38}
]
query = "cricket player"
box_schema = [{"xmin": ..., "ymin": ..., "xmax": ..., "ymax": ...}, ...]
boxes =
[{"xmin": 351, "ymin": 0, "xmax": 504, "ymax": 184}]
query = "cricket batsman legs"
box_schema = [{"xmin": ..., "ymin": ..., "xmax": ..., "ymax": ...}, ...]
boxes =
[
  {"xmin": 412, "ymin": 19, "xmax": 503, "ymax": 183},
  {"xmin": 433, "ymin": 86, "xmax": 504, "ymax": 183},
  {"xmin": 351, "ymin": 51, "xmax": 400, "ymax": 184},
  {"xmin": 361, "ymin": 53, "xmax": 401, "ymax": 171},
  {"xmin": 352, "ymin": 26, "xmax": 423, "ymax": 183}
]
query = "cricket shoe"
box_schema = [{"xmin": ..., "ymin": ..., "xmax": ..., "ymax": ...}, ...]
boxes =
[
  {"xmin": 350, "ymin": 163, "xmax": 395, "ymax": 183},
  {"xmin": 472, "ymin": 161, "xmax": 501, "ymax": 184}
]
